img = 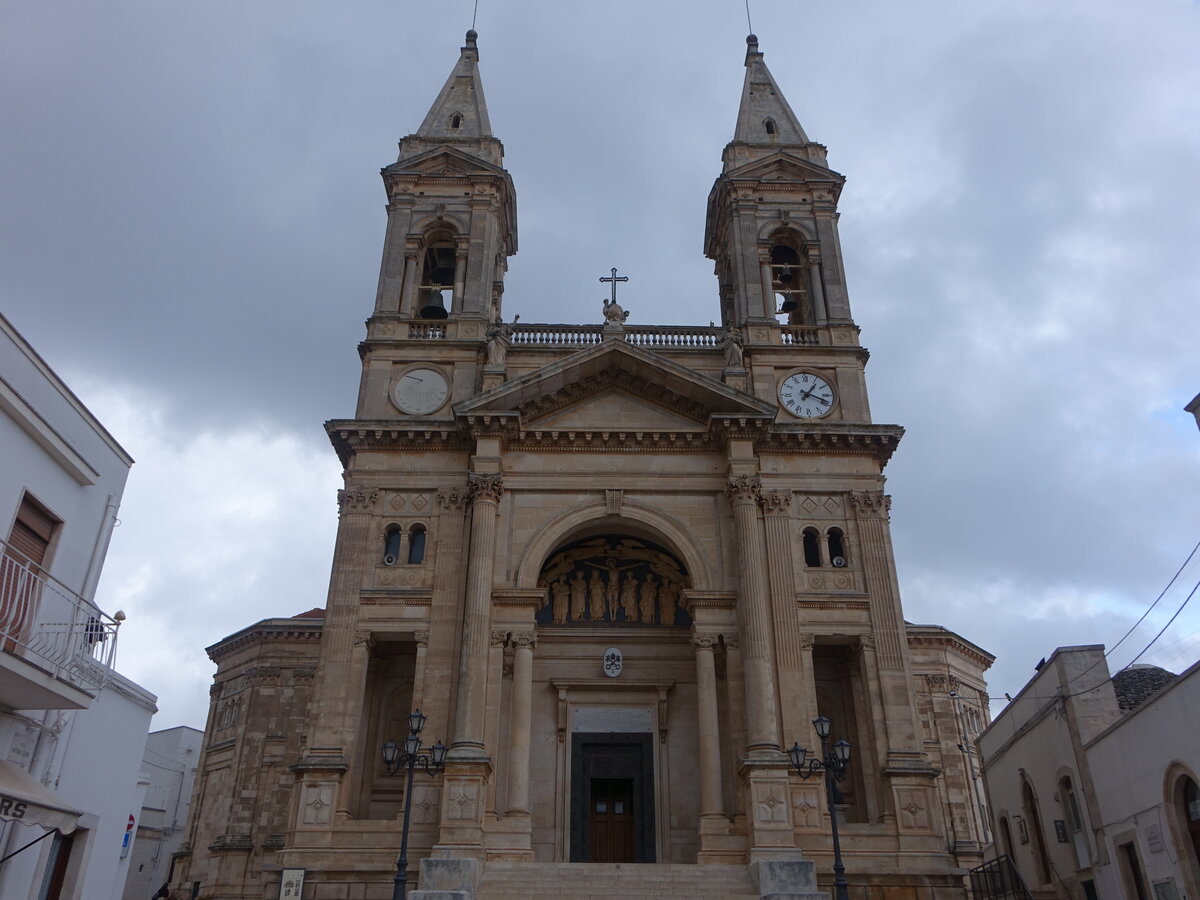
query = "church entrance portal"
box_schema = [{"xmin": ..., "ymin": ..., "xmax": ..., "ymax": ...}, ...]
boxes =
[{"xmin": 570, "ymin": 734, "xmax": 655, "ymax": 863}]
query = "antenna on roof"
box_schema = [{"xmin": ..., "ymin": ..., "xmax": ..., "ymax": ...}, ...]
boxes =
[
  {"xmin": 744, "ymin": 0, "xmax": 753, "ymax": 34},
  {"xmin": 472, "ymin": 0, "xmax": 479, "ymax": 30}
]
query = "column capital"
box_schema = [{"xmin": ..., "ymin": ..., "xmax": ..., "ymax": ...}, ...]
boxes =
[
  {"xmin": 850, "ymin": 489, "xmax": 891, "ymax": 520},
  {"xmin": 337, "ymin": 485, "xmax": 378, "ymax": 517},
  {"xmin": 438, "ymin": 485, "xmax": 471, "ymax": 511},
  {"xmin": 490, "ymin": 629, "xmax": 508, "ymax": 647},
  {"xmin": 510, "ymin": 631, "xmax": 537, "ymax": 649},
  {"xmin": 759, "ymin": 488, "xmax": 791, "ymax": 515},
  {"xmin": 857, "ymin": 633, "xmax": 876, "ymax": 652},
  {"xmin": 724, "ymin": 634, "xmax": 740, "ymax": 650},
  {"xmin": 726, "ymin": 474, "xmax": 762, "ymax": 504},
  {"xmin": 352, "ymin": 629, "xmax": 373, "ymax": 647},
  {"xmin": 413, "ymin": 630, "xmax": 430, "ymax": 647},
  {"xmin": 691, "ymin": 632, "xmax": 720, "ymax": 651},
  {"xmin": 469, "ymin": 473, "xmax": 504, "ymax": 504},
  {"xmin": 799, "ymin": 632, "xmax": 815, "ymax": 650}
]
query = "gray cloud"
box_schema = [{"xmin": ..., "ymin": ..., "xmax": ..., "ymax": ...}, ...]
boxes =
[{"xmin": 4, "ymin": 0, "xmax": 1199, "ymax": 726}]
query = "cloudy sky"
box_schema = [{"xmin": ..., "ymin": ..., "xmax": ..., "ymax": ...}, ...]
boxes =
[{"xmin": 3, "ymin": 0, "xmax": 1199, "ymax": 730}]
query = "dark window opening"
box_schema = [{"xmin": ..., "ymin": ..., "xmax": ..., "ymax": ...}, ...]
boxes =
[
  {"xmin": 450, "ymin": 113, "xmax": 462, "ymax": 129},
  {"xmin": 764, "ymin": 118, "xmax": 777, "ymax": 135},
  {"xmin": 828, "ymin": 528, "xmax": 846, "ymax": 567},
  {"xmin": 418, "ymin": 241, "xmax": 456, "ymax": 319},
  {"xmin": 407, "ymin": 526, "xmax": 426, "ymax": 565},
  {"xmin": 383, "ymin": 527, "xmax": 401, "ymax": 566},
  {"xmin": 802, "ymin": 528, "xmax": 821, "ymax": 567}
]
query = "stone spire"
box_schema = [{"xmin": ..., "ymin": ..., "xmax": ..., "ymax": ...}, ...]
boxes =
[
  {"xmin": 399, "ymin": 30, "xmax": 502, "ymax": 166},
  {"xmin": 727, "ymin": 34, "xmax": 812, "ymax": 168}
]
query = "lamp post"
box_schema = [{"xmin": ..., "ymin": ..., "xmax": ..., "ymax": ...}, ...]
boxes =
[
  {"xmin": 380, "ymin": 709, "xmax": 447, "ymax": 900},
  {"xmin": 788, "ymin": 715, "xmax": 852, "ymax": 900}
]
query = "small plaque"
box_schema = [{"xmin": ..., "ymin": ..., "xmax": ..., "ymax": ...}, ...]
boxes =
[
  {"xmin": 572, "ymin": 707, "xmax": 653, "ymax": 733},
  {"xmin": 1054, "ymin": 819, "xmax": 1069, "ymax": 843},
  {"xmin": 1146, "ymin": 823, "xmax": 1165, "ymax": 853},
  {"xmin": 281, "ymin": 868, "xmax": 306, "ymax": 898}
]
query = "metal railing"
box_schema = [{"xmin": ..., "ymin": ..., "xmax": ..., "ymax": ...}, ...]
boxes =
[
  {"xmin": 968, "ymin": 856, "xmax": 1035, "ymax": 900},
  {"xmin": 0, "ymin": 539, "xmax": 122, "ymax": 691},
  {"xmin": 510, "ymin": 323, "xmax": 722, "ymax": 348}
]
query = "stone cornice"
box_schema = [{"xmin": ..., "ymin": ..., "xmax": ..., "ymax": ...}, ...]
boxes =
[
  {"xmin": 206, "ymin": 619, "xmax": 323, "ymax": 662},
  {"xmin": 906, "ymin": 626, "xmax": 995, "ymax": 670},
  {"xmin": 326, "ymin": 420, "xmax": 471, "ymax": 466},
  {"xmin": 758, "ymin": 424, "xmax": 903, "ymax": 466}
]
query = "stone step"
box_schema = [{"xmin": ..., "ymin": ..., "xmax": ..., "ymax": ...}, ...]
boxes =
[{"xmin": 478, "ymin": 862, "xmax": 761, "ymax": 898}]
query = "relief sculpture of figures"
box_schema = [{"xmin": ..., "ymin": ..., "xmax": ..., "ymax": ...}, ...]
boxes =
[
  {"xmin": 535, "ymin": 535, "xmax": 692, "ymax": 627},
  {"xmin": 587, "ymin": 570, "xmax": 605, "ymax": 621},
  {"xmin": 569, "ymin": 571, "xmax": 587, "ymax": 621},
  {"xmin": 550, "ymin": 578, "xmax": 569, "ymax": 625},
  {"xmin": 620, "ymin": 572, "xmax": 639, "ymax": 621},
  {"xmin": 639, "ymin": 574, "xmax": 659, "ymax": 624}
]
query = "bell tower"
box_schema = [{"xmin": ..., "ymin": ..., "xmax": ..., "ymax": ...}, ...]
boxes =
[
  {"xmin": 372, "ymin": 29, "xmax": 516, "ymax": 325},
  {"xmin": 705, "ymin": 34, "xmax": 854, "ymax": 330}
]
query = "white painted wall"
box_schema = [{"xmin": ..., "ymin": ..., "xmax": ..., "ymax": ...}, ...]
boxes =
[
  {"xmin": 1087, "ymin": 660, "xmax": 1200, "ymax": 900},
  {"xmin": 0, "ymin": 313, "xmax": 132, "ymax": 603},
  {"xmin": 121, "ymin": 726, "xmax": 203, "ymax": 900}
]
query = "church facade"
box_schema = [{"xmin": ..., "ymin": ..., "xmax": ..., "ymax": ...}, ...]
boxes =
[{"xmin": 175, "ymin": 31, "xmax": 993, "ymax": 900}]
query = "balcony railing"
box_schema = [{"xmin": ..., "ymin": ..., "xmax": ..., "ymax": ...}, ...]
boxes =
[
  {"xmin": 510, "ymin": 324, "xmax": 722, "ymax": 348},
  {"xmin": 968, "ymin": 856, "xmax": 1035, "ymax": 900},
  {"xmin": 1, "ymin": 539, "xmax": 122, "ymax": 691}
]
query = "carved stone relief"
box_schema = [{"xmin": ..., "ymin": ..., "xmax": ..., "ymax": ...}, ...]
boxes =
[{"xmin": 536, "ymin": 536, "xmax": 692, "ymax": 627}]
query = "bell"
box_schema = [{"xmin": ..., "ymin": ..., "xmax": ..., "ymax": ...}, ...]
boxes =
[
  {"xmin": 776, "ymin": 266, "xmax": 795, "ymax": 285},
  {"xmin": 425, "ymin": 247, "xmax": 457, "ymax": 287},
  {"xmin": 428, "ymin": 265, "xmax": 456, "ymax": 287},
  {"xmin": 779, "ymin": 293, "xmax": 799, "ymax": 313},
  {"xmin": 419, "ymin": 289, "xmax": 449, "ymax": 319}
]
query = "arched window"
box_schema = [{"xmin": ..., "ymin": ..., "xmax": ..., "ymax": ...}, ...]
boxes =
[
  {"xmin": 383, "ymin": 526, "xmax": 402, "ymax": 566},
  {"xmin": 407, "ymin": 525, "xmax": 427, "ymax": 565},
  {"xmin": 802, "ymin": 527, "xmax": 821, "ymax": 567},
  {"xmin": 828, "ymin": 528, "xmax": 847, "ymax": 567},
  {"xmin": 764, "ymin": 118, "xmax": 777, "ymax": 136},
  {"xmin": 1060, "ymin": 776, "xmax": 1083, "ymax": 834},
  {"xmin": 450, "ymin": 113, "xmax": 462, "ymax": 130},
  {"xmin": 418, "ymin": 237, "xmax": 456, "ymax": 319}
]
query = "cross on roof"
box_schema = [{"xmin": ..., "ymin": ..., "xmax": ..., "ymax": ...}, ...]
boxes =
[{"xmin": 599, "ymin": 267, "xmax": 629, "ymax": 304}]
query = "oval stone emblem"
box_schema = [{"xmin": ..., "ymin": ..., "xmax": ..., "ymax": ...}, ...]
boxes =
[{"xmin": 603, "ymin": 647, "xmax": 623, "ymax": 678}]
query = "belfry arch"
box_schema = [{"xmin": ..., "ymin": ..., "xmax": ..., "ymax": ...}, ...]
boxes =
[{"xmin": 513, "ymin": 500, "xmax": 714, "ymax": 593}]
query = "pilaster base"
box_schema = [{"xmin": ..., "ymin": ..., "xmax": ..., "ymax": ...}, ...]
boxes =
[
  {"xmin": 739, "ymin": 757, "xmax": 800, "ymax": 854},
  {"xmin": 410, "ymin": 856, "xmax": 480, "ymax": 900},
  {"xmin": 750, "ymin": 859, "xmax": 829, "ymax": 900},
  {"xmin": 433, "ymin": 758, "xmax": 493, "ymax": 854}
]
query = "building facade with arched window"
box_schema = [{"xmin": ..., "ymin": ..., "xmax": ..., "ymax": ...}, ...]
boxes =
[
  {"xmin": 172, "ymin": 30, "xmax": 994, "ymax": 900},
  {"xmin": 979, "ymin": 645, "xmax": 1200, "ymax": 900}
]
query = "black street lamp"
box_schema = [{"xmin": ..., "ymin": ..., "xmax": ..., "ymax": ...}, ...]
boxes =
[
  {"xmin": 788, "ymin": 715, "xmax": 852, "ymax": 900},
  {"xmin": 380, "ymin": 709, "xmax": 447, "ymax": 900}
]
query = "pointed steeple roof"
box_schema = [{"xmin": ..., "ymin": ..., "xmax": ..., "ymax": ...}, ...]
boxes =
[
  {"xmin": 732, "ymin": 34, "xmax": 809, "ymax": 147},
  {"xmin": 417, "ymin": 29, "xmax": 492, "ymax": 138},
  {"xmin": 398, "ymin": 30, "xmax": 503, "ymax": 166}
]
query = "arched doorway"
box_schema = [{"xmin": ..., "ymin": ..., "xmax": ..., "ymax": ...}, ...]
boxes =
[{"xmin": 1182, "ymin": 777, "xmax": 1200, "ymax": 876}]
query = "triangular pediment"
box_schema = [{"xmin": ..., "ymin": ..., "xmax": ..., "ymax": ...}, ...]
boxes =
[
  {"xmin": 385, "ymin": 146, "xmax": 506, "ymax": 180},
  {"xmin": 724, "ymin": 150, "xmax": 845, "ymax": 185},
  {"xmin": 456, "ymin": 339, "xmax": 775, "ymax": 434},
  {"xmin": 528, "ymin": 387, "xmax": 706, "ymax": 430}
]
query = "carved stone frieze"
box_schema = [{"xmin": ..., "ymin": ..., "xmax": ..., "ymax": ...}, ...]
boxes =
[
  {"xmin": 437, "ymin": 486, "xmax": 470, "ymax": 511},
  {"xmin": 759, "ymin": 488, "xmax": 791, "ymax": 514},
  {"xmin": 337, "ymin": 485, "xmax": 378, "ymax": 516},
  {"xmin": 849, "ymin": 490, "xmax": 892, "ymax": 520}
]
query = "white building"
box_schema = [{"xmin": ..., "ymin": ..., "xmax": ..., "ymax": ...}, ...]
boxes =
[
  {"xmin": 977, "ymin": 645, "xmax": 1200, "ymax": 900},
  {"xmin": 121, "ymin": 726, "xmax": 203, "ymax": 900},
  {"xmin": 1, "ymin": 312, "xmax": 158, "ymax": 900}
]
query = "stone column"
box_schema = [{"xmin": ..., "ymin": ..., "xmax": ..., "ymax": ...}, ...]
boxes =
[
  {"xmin": 850, "ymin": 490, "xmax": 932, "ymax": 778},
  {"xmin": 452, "ymin": 473, "xmax": 503, "ymax": 754},
  {"xmin": 758, "ymin": 248, "xmax": 777, "ymax": 320},
  {"xmin": 693, "ymin": 633, "xmax": 723, "ymax": 817},
  {"xmin": 723, "ymin": 636, "xmax": 746, "ymax": 817},
  {"xmin": 726, "ymin": 475, "xmax": 781, "ymax": 753},
  {"xmin": 506, "ymin": 632, "xmax": 536, "ymax": 815},
  {"xmin": 306, "ymin": 485, "xmax": 377, "ymax": 759},
  {"xmin": 399, "ymin": 247, "xmax": 420, "ymax": 318},
  {"xmin": 452, "ymin": 244, "xmax": 468, "ymax": 315},
  {"xmin": 761, "ymin": 489, "xmax": 806, "ymax": 745},
  {"xmin": 412, "ymin": 631, "xmax": 430, "ymax": 713},
  {"xmin": 806, "ymin": 249, "xmax": 828, "ymax": 326},
  {"xmin": 425, "ymin": 486, "xmax": 470, "ymax": 744}
]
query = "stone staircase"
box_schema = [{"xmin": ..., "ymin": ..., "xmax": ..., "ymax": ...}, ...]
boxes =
[
  {"xmin": 478, "ymin": 862, "xmax": 759, "ymax": 898},
  {"xmin": 474, "ymin": 861, "xmax": 828, "ymax": 899}
]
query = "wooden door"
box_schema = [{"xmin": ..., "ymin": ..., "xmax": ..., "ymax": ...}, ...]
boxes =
[{"xmin": 589, "ymin": 778, "xmax": 634, "ymax": 863}]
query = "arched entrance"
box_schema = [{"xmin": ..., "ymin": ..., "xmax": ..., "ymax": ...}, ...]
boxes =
[{"xmin": 1182, "ymin": 777, "xmax": 1200, "ymax": 878}]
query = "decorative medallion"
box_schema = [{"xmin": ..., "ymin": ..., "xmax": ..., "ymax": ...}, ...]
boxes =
[{"xmin": 603, "ymin": 647, "xmax": 623, "ymax": 678}]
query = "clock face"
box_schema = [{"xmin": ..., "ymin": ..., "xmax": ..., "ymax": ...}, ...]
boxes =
[
  {"xmin": 780, "ymin": 372, "xmax": 835, "ymax": 418},
  {"xmin": 391, "ymin": 367, "xmax": 449, "ymax": 415}
]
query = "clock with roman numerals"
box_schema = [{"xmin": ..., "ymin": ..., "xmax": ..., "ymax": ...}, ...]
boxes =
[{"xmin": 779, "ymin": 372, "xmax": 835, "ymax": 418}]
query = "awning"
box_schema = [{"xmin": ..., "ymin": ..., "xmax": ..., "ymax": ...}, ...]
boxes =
[{"xmin": 0, "ymin": 759, "xmax": 80, "ymax": 834}]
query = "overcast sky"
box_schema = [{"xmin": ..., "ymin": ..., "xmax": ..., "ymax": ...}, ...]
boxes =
[{"xmin": 4, "ymin": 1, "xmax": 1199, "ymax": 730}]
